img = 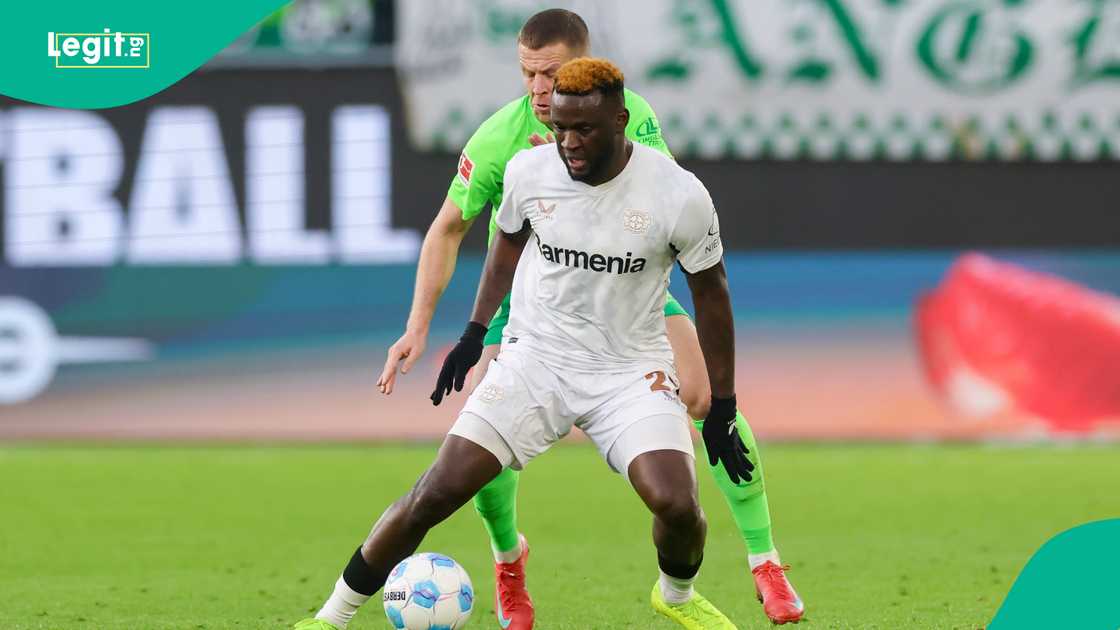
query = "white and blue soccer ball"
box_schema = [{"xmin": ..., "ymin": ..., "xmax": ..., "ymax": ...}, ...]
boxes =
[{"xmin": 382, "ymin": 552, "xmax": 474, "ymax": 630}]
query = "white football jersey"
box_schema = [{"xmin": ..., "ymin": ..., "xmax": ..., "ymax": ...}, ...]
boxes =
[{"xmin": 493, "ymin": 142, "xmax": 724, "ymax": 374}]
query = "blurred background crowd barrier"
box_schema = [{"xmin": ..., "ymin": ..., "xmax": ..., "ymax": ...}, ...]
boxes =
[{"xmin": 1, "ymin": 0, "xmax": 1117, "ymax": 440}]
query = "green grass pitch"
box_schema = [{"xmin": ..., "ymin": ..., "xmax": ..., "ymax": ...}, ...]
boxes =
[{"xmin": 2, "ymin": 443, "xmax": 1116, "ymax": 629}]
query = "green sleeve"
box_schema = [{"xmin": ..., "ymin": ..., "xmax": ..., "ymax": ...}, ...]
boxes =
[
  {"xmin": 624, "ymin": 89, "xmax": 673, "ymax": 159},
  {"xmin": 447, "ymin": 124, "xmax": 505, "ymax": 222},
  {"xmin": 664, "ymin": 292, "xmax": 690, "ymax": 318}
]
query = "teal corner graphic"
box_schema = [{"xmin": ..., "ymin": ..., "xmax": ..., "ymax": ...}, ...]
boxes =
[
  {"xmin": 990, "ymin": 519, "xmax": 1120, "ymax": 629},
  {"xmin": 0, "ymin": 1, "xmax": 288, "ymax": 109}
]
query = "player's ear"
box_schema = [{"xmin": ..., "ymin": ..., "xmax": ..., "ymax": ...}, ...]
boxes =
[{"xmin": 617, "ymin": 106, "xmax": 630, "ymax": 133}]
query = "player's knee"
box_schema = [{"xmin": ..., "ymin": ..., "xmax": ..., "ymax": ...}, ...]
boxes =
[
  {"xmin": 402, "ymin": 481, "xmax": 460, "ymax": 529},
  {"xmin": 648, "ymin": 488, "xmax": 703, "ymax": 531},
  {"xmin": 662, "ymin": 497, "xmax": 704, "ymax": 534}
]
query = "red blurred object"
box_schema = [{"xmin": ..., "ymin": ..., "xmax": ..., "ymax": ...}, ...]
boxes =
[{"xmin": 916, "ymin": 253, "xmax": 1120, "ymax": 433}]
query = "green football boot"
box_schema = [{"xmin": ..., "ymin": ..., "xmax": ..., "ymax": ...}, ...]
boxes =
[
  {"xmin": 651, "ymin": 582, "xmax": 738, "ymax": 630},
  {"xmin": 292, "ymin": 619, "xmax": 339, "ymax": 630}
]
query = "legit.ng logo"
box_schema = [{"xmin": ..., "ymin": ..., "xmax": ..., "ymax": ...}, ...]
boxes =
[{"xmin": 47, "ymin": 28, "xmax": 150, "ymax": 69}]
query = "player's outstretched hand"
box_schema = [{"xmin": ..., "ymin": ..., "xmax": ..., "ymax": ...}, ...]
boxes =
[
  {"xmin": 702, "ymin": 396, "xmax": 754, "ymax": 484},
  {"xmin": 431, "ymin": 321, "xmax": 488, "ymax": 405},
  {"xmin": 378, "ymin": 329, "xmax": 427, "ymax": 395},
  {"xmin": 528, "ymin": 132, "xmax": 555, "ymax": 146}
]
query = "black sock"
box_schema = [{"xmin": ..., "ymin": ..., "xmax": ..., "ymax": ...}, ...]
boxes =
[
  {"xmin": 342, "ymin": 547, "xmax": 381, "ymax": 596},
  {"xmin": 658, "ymin": 552, "xmax": 702, "ymax": 580}
]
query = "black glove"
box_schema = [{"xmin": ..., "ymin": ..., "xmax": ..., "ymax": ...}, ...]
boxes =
[
  {"xmin": 431, "ymin": 321, "xmax": 487, "ymax": 405},
  {"xmin": 701, "ymin": 396, "xmax": 754, "ymax": 484}
]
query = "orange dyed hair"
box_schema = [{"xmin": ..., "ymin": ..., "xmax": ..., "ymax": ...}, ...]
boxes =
[{"xmin": 554, "ymin": 57, "xmax": 624, "ymax": 96}]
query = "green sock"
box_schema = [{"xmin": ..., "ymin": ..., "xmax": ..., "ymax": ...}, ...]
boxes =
[
  {"xmin": 694, "ymin": 411, "xmax": 776, "ymax": 555},
  {"xmin": 472, "ymin": 467, "xmax": 521, "ymax": 555}
]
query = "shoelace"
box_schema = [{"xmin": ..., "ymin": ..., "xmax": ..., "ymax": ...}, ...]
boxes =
[
  {"xmin": 497, "ymin": 567, "xmax": 526, "ymax": 611},
  {"xmin": 755, "ymin": 563, "xmax": 795, "ymax": 598},
  {"xmin": 682, "ymin": 596, "xmax": 726, "ymax": 622}
]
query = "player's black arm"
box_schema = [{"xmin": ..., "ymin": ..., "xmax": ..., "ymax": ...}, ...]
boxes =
[
  {"xmin": 684, "ymin": 259, "xmax": 754, "ymax": 483},
  {"xmin": 469, "ymin": 221, "xmax": 532, "ymax": 325},
  {"xmin": 683, "ymin": 260, "xmax": 735, "ymax": 398},
  {"xmin": 430, "ymin": 221, "xmax": 531, "ymax": 405}
]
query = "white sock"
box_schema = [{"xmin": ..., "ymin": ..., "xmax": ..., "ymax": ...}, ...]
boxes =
[
  {"xmin": 748, "ymin": 549, "xmax": 781, "ymax": 570},
  {"xmin": 658, "ymin": 569, "xmax": 695, "ymax": 605},
  {"xmin": 315, "ymin": 576, "xmax": 371, "ymax": 629},
  {"xmin": 493, "ymin": 535, "xmax": 523, "ymax": 564}
]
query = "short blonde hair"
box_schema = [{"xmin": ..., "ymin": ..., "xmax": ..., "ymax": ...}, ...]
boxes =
[
  {"xmin": 517, "ymin": 9, "xmax": 589, "ymax": 53},
  {"xmin": 554, "ymin": 57, "xmax": 624, "ymax": 96}
]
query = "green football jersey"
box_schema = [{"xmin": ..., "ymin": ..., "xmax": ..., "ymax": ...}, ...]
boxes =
[{"xmin": 447, "ymin": 89, "xmax": 672, "ymax": 244}]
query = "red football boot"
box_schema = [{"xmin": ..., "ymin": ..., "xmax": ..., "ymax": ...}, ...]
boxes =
[
  {"xmin": 753, "ymin": 561, "xmax": 805, "ymax": 624},
  {"xmin": 494, "ymin": 534, "xmax": 534, "ymax": 630}
]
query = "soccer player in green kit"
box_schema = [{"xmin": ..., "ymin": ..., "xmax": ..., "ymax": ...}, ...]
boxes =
[{"xmin": 374, "ymin": 9, "xmax": 804, "ymax": 628}]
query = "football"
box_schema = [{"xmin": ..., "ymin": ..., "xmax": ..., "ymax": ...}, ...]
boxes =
[{"xmin": 382, "ymin": 552, "xmax": 474, "ymax": 629}]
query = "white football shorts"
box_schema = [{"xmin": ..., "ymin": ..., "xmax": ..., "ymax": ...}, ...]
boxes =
[{"xmin": 448, "ymin": 345, "xmax": 694, "ymax": 474}]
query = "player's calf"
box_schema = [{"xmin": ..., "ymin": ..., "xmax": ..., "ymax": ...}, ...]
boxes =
[
  {"xmin": 650, "ymin": 499, "xmax": 708, "ymax": 604},
  {"xmin": 361, "ymin": 435, "xmax": 502, "ymax": 564},
  {"xmin": 629, "ymin": 448, "xmax": 708, "ymax": 590},
  {"xmin": 394, "ymin": 475, "xmax": 471, "ymax": 532},
  {"xmin": 644, "ymin": 484, "xmax": 707, "ymax": 547},
  {"xmin": 300, "ymin": 435, "xmax": 502, "ymax": 629}
]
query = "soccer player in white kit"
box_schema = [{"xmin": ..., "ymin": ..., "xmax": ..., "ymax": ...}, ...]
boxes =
[{"xmin": 295, "ymin": 57, "xmax": 749, "ymax": 630}]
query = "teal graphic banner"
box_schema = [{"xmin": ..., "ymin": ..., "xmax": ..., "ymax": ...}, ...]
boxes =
[
  {"xmin": 0, "ymin": 1, "xmax": 288, "ymax": 108},
  {"xmin": 990, "ymin": 519, "xmax": 1120, "ymax": 629}
]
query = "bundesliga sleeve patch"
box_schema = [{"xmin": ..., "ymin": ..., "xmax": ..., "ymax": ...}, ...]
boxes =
[{"xmin": 457, "ymin": 152, "xmax": 475, "ymax": 186}]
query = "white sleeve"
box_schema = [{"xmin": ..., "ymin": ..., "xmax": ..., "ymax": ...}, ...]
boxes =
[
  {"xmin": 670, "ymin": 177, "xmax": 723, "ymax": 273},
  {"xmin": 494, "ymin": 156, "xmax": 526, "ymax": 234}
]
